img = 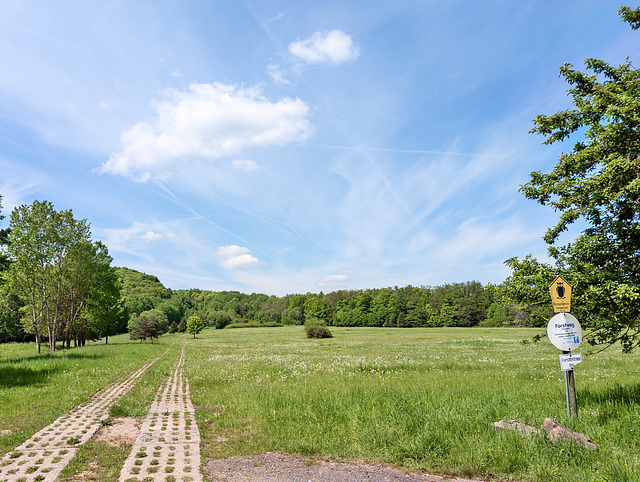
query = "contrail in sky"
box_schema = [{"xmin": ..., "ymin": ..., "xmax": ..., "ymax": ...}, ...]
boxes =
[{"xmin": 151, "ymin": 181, "xmax": 329, "ymax": 262}]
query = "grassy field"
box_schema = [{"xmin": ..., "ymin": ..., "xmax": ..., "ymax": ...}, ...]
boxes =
[
  {"xmin": 2, "ymin": 327, "xmax": 640, "ymax": 481},
  {"xmin": 185, "ymin": 326, "xmax": 640, "ymax": 481}
]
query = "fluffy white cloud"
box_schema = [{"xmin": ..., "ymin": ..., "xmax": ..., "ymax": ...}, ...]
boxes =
[
  {"xmin": 231, "ymin": 159, "xmax": 259, "ymax": 172},
  {"xmin": 100, "ymin": 83, "xmax": 312, "ymax": 181},
  {"xmin": 289, "ymin": 30, "xmax": 360, "ymax": 64},
  {"xmin": 217, "ymin": 245, "xmax": 263, "ymax": 270}
]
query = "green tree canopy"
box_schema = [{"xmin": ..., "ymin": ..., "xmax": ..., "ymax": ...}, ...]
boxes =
[
  {"xmin": 129, "ymin": 311, "xmax": 162, "ymax": 341},
  {"xmin": 7, "ymin": 200, "xmax": 91, "ymax": 353},
  {"xmin": 186, "ymin": 315, "xmax": 204, "ymax": 338},
  {"xmin": 116, "ymin": 267, "xmax": 171, "ymax": 318},
  {"xmin": 84, "ymin": 242, "xmax": 128, "ymax": 344}
]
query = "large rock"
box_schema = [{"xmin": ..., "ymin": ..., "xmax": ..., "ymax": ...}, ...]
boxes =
[
  {"xmin": 542, "ymin": 418, "xmax": 598, "ymax": 450},
  {"xmin": 493, "ymin": 420, "xmax": 541, "ymax": 436}
]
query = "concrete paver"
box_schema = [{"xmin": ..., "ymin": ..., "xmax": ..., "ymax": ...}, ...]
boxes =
[{"xmin": 118, "ymin": 347, "xmax": 201, "ymax": 482}]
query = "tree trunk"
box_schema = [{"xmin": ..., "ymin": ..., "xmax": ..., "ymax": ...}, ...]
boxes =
[{"xmin": 48, "ymin": 326, "xmax": 55, "ymax": 353}]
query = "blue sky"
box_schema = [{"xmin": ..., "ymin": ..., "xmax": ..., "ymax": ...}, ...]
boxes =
[{"xmin": 0, "ymin": 1, "xmax": 637, "ymax": 296}]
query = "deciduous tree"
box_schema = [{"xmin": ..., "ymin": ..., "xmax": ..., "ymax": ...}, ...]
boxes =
[
  {"xmin": 7, "ymin": 200, "xmax": 91, "ymax": 353},
  {"xmin": 186, "ymin": 315, "xmax": 204, "ymax": 338}
]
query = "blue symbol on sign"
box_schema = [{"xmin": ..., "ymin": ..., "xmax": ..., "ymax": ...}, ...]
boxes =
[{"xmin": 574, "ymin": 336, "xmax": 580, "ymax": 343}]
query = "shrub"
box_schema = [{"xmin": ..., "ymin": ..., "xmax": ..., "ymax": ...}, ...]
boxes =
[
  {"xmin": 304, "ymin": 319, "xmax": 333, "ymax": 339},
  {"xmin": 211, "ymin": 311, "xmax": 232, "ymax": 329}
]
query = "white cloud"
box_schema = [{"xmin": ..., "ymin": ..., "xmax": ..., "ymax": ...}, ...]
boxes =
[
  {"xmin": 289, "ymin": 30, "xmax": 360, "ymax": 65},
  {"xmin": 232, "ymin": 159, "xmax": 259, "ymax": 172},
  {"xmin": 217, "ymin": 245, "xmax": 249, "ymax": 258},
  {"xmin": 322, "ymin": 274, "xmax": 348, "ymax": 282},
  {"xmin": 433, "ymin": 215, "xmax": 542, "ymax": 267},
  {"xmin": 140, "ymin": 230, "xmax": 163, "ymax": 242},
  {"xmin": 319, "ymin": 274, "xmax": 349, "ymax": 287},
  {"xmin": 217, "ymin": 245, "xmax": 263, "ymax": 270},
  {"xmin": 99, "ymin": 82, "xmax": 313, "ymax": 181},
  {"xmin": 267, "ymin": 64, "xmax": 290, "ymax": 85},
  {"xmin": 99, "ymin": 222, "xmax": 181, "ymax": 257}
]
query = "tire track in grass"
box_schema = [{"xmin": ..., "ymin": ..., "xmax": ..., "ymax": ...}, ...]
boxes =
[
  {"xmin": 118, "ymin": 346, "xmax": 201, "ymax": 482},
  {"xmin": 0, "ymin": 357, "xmax": 160, "ymax": 482}
]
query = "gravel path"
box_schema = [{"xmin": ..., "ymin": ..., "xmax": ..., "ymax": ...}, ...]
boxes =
[
  {"xmin": 0, "ymin": 358, "xmax": 159, "ymax": 482},
  {"xmin": 118, "ymin": 347, "xmax": 201, "ymax": 482},
  {"xmin": 205, "ymin": 452, "xmax": 480, "ymax": 482}
]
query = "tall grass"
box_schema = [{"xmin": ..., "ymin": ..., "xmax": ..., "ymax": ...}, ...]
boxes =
[{"xmin": 185, "ymin": 326, "xmax": 640, "ymax": 481}]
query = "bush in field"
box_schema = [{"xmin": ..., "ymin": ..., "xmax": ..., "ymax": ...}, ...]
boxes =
[
  {"xmin": 305, "ymin": 318, "xmax": 333, "ymax": 339},
  {"xmin": 211, "ymin": 310, "xmax": 232, "ymax": 329},
  {"xmin": 129, "ymin": 313, "xmax": 162, "ymax": 341}
]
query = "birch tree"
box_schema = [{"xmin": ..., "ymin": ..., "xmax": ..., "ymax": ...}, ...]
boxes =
[{"xmin": 7, "ymin": 200, "xmax": 90, "ymax": 353}]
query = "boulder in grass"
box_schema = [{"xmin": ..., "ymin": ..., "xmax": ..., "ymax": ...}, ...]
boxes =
[
  {"xmin": 493, "ymin": 420, "xmax": 541, "ymax": 436},
  {"xmin": 542, "ymin": 418, "xmax": 598, "ymax": 450}
]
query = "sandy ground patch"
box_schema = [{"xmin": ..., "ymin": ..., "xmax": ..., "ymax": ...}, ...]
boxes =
[{"xmin": 94, "ymin": 417, "xmax": 141, "ymax": 446}]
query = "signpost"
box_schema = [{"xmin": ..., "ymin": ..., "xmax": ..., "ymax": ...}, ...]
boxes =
[
  {"xmin": 549, "ymin": 275, "xmax": 572, "ymax": 313},
  {"xmin": 559, "ymin": 353, "xmax": 582, "ymax": 371},
  {"xmin": 547, "ymin": 312, "xmax": 582, "ymax": 351},
  {"xmin": 547, "ymin": 276, "xmax": 580, "ymax": 418}
]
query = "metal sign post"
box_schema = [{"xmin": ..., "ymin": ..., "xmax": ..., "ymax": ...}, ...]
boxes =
[{"xmin": 563, "ymin": 357, "xmax": 571, "ymax": 418}]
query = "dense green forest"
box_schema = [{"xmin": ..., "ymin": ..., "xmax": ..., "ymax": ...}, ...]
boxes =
[{"xmin": 113, "ymin": 266, "xmax": 542, "ymax": 332}]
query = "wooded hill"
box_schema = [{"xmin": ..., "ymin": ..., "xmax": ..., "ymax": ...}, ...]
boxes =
[{"xmin": 115, "ymin": 267, "xmax": 542, "ymax": 331}]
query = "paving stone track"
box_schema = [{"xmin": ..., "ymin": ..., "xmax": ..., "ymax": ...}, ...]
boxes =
[
  {"xmin": 0, "ymin": 357, "xmax": 160, "ymax": 482},
  {"xmin": 118, "ymin": 346, "xmax": 201, "ymax": 482}
]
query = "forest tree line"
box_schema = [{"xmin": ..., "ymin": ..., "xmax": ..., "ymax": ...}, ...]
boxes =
[{"xmin": 114, "ymin": 265, "xmax": 542, "ymax": 334}]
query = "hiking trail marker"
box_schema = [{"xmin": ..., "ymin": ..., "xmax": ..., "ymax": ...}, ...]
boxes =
[
  {"xmin": 547, "ymin": 276, "xmax": 580, "ymax": 419},
  {"xmin": 549, "ymin": 275, "xmax": 572, "ymax": 313},
  {"xmin": 547, "ymin": 312, "xmax": 582, "ymax": 351}
]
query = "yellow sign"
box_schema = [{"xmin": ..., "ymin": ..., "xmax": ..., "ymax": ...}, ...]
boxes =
[{"xmin": 549, "ymin": 275, "xmax": 572, "ymax": 313}]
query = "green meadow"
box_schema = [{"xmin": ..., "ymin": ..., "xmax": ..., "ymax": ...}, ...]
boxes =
[{"xmin": 2, "ymin": 328, "xmax": 640, "ymax": 481}]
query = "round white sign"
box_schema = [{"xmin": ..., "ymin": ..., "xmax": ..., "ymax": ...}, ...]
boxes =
[{"xmin": 547, "ymin": 312, "xmax": 582, "ymax": 351}]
